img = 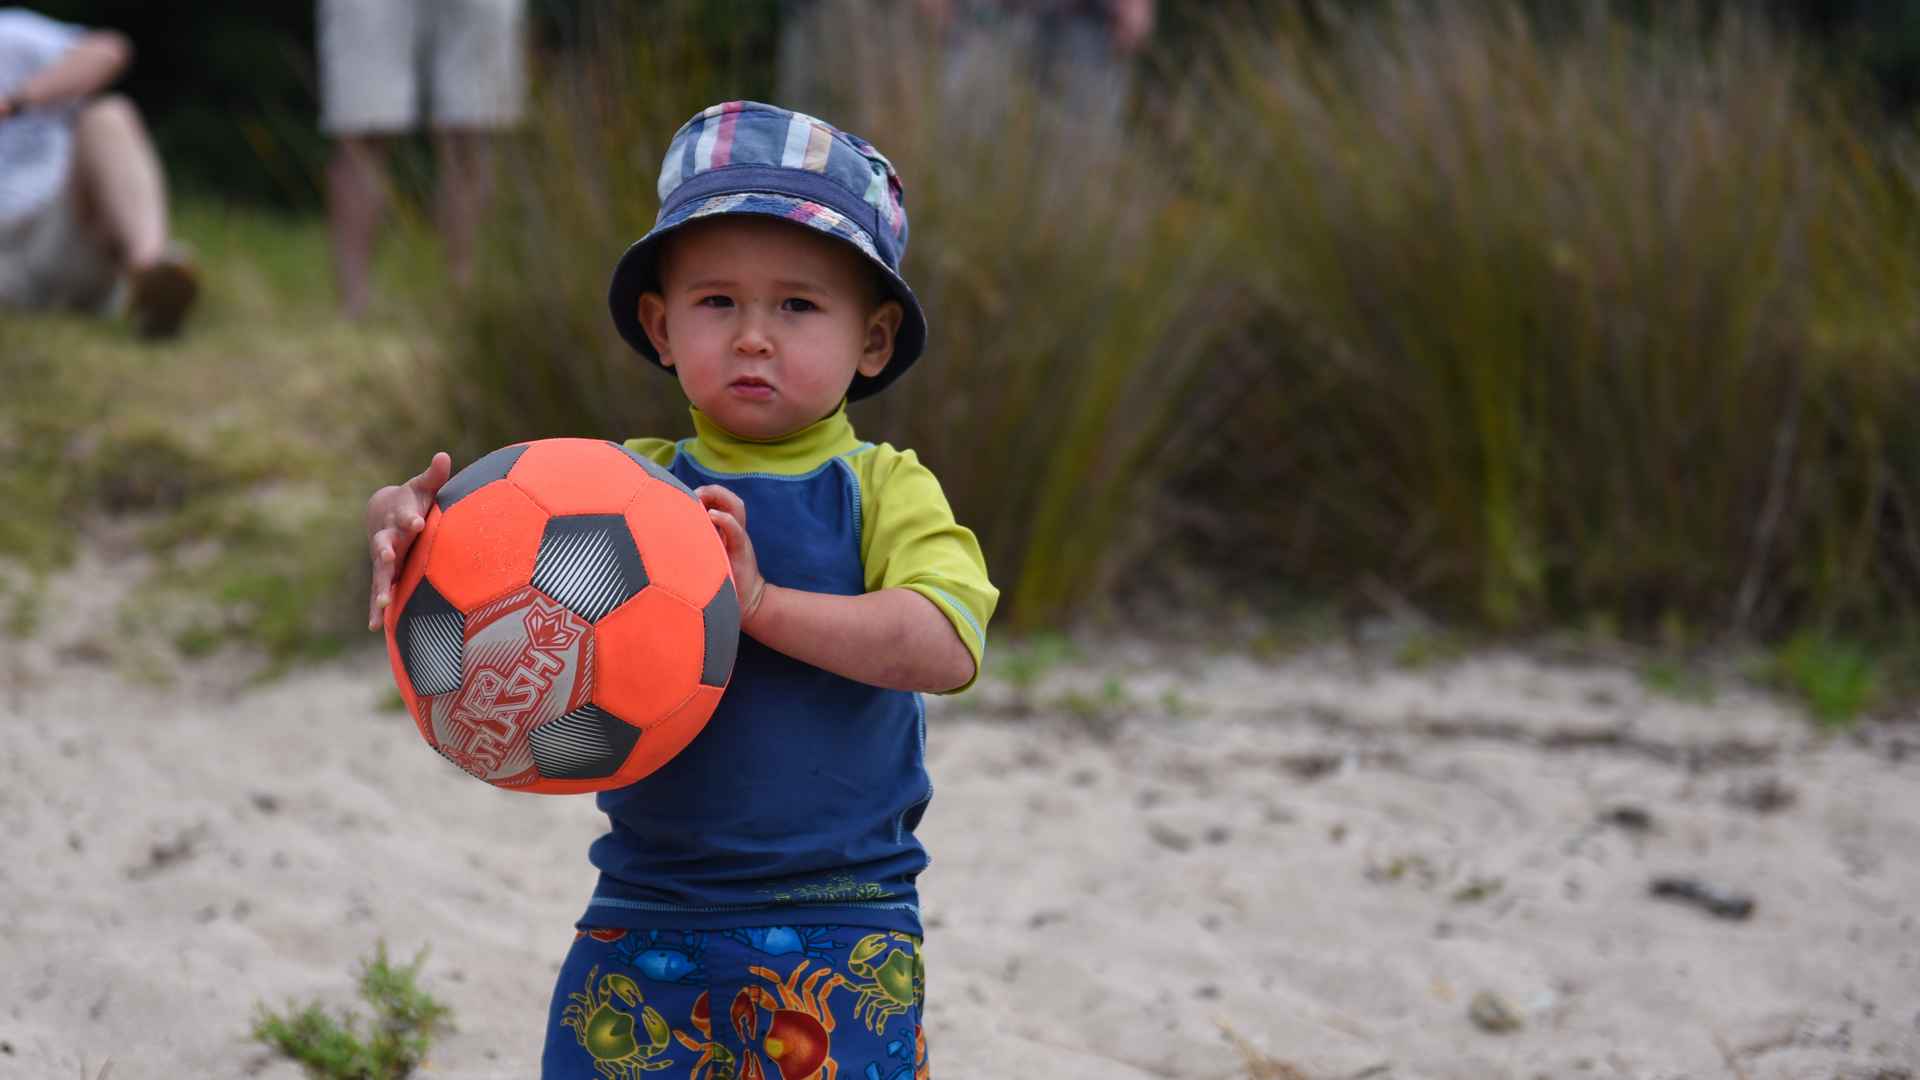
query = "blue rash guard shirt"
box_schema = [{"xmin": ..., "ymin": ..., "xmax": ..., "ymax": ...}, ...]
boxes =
[{"xmin": 580, "ymin": 404, "xmax": 997, "ymax": 935}]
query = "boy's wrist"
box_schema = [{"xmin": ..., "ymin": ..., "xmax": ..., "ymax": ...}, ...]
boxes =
[{"xmin": 738, "ymin": 579, "xmax": 775, "ymax": 637}]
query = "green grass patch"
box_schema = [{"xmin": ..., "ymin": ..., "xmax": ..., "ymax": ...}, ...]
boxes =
[
  {"xmin": 994, "ymin": 632, "xmax": 1080, "ymax": 696},
  {"xmin": 1771, "ymin": 632, "xmax": 1881, "ymax": 726},
  {"xmin": 0, "ymin": 572, "xmax": 43, "ymax": 640},
  {"xmin": 1640, "ymin": 658, "xmax": 1718, "ymax": 705},
  {"xmin": 252, "ymin": 942, "xmax": 453, "ymax": 1080},
  {"xmin": 1393, "ymin": 628, "xmax": 1470, "ymax": 671},
  {"xmin": 0, "ymin": 200, "xmax": 446, "ymax": 668}
]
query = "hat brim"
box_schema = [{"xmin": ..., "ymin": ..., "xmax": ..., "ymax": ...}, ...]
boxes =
[{"xmin": 607, "ymin": 195, "xmax": 927, "ymax": 402}]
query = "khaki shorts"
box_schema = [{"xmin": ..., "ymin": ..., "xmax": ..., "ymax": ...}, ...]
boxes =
[
  {"xmin": 0, "ymin": 183, "xmax": 120, "ymax": 313},
  {"xmin": 318, "ymin": 0, "xmax": 527, "ymax": 135}
]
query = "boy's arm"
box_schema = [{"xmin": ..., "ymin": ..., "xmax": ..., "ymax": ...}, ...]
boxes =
[
  {"xmin": 697, "ymin": 484, "xmax": 976, "ymax": 693},
  {"xmin": 751, "ymin": 581, "xmax": 975, "ymax": 694}
]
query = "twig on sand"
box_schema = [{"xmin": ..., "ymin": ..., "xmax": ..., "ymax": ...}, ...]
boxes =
[
  {"xmin": 1214, "ymin": 1020, "xmax": 1311, "ymax": 1079},
  {"xmin": 1711, "ymin": 1031, "xmax": 1753, "ymax": 1080}
]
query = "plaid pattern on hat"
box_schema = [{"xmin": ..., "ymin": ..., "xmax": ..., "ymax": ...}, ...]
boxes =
[{"xmin": 608, "ymin": 101, "xmax": 927, "ymax": 401}]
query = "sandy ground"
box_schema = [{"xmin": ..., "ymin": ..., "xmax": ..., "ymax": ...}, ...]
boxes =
[{"xmin": 3, "ymin": 555, "xmax": 1917, "ymax": 1079}]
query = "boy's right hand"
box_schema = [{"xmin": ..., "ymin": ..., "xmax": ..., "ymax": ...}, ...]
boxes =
[{"xmin": 365, "ymin": 452, "xmax": 452, "ymax": 631}]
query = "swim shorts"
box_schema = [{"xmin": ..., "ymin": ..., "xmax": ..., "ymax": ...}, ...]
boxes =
[{"xmin": 542, "ymin": 924, "xmax": 929, "ymax": 1079}]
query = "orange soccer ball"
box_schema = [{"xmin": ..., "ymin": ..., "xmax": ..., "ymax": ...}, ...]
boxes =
[{"xmin": 382, "ymin": 438, "xmax": 738, "ymax": 794}]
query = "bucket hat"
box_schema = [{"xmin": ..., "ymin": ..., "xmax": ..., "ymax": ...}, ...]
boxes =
[{"xmin": 607, "ymin": 101, "xmax": 927, "ymax": 401}]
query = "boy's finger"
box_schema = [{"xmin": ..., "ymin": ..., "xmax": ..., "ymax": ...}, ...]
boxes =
[
  {"xmin": 369, "ymin": 525, "xmax": 402, "ymax": 564},
  {"xmin": 707, "ymin": 508, "xmax": 746, "ymax": 552},
  {"xmin": 408, "ymin": 451, "xmax": 453, "ymax": 498},
  {"xmin": 368, "ymin": 572, "xmax": 392, "ymax": 630},
  {"xmin": 696, "ymin": 485, "xmax": 747, "ymax": 525}
]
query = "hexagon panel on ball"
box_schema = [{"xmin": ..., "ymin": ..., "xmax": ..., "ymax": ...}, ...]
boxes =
[
  {"xmin": 394, "ymin": 579, "xmax": 464, "ymax": 698},
  {"xmin": 528, "ymin": 703, "xmax": 642, "ymax": 780},
  {"xmin": 532, "ymin": 514, "xmax": 650, "ymax": 624}
]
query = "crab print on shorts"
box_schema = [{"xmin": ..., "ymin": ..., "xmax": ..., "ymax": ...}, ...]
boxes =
[{"xmin": 544, "ymin": 925, "xmax": 928, "ymax": 1080}]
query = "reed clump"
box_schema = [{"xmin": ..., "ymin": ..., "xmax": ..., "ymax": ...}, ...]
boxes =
[{"xmin": 1188, "ymin": 2, "xmax": 1920, "ymax": 638}]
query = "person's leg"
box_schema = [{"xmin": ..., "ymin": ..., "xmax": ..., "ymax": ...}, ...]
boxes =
[
  {"xmin": 326, "ymin": 134, "xmax": 390, "ymax": 317},
  {"xmin": 70, "ymin": 94, "xmax": 168, "ymax": 270},
  {"xmin": 425, "ymin": 0, "xmax": 524, "ymax": 286},
  {"xmin": 69, "ymin": 94, "xmax": 196, "ymax": 337},
  {"xmin": 430, "ymin": 129, "xmax": 493, "ymax": 289},
  {"xmin": 319, "ymin": 0, "xmax": 419, "ymax": 316}
]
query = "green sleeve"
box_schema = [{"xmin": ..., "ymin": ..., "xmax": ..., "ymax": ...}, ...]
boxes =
[
  {"xmin": 852, "ymin": 445, "xmax": 999, "ymax": 692},
  {"xmin": 621, "ymin": 437, "xmax": 679, "ymax": 467}
]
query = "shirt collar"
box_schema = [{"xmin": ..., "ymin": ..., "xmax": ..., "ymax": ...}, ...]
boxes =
[{"xmin": 683, "ymin": 401, "xmax": 861, "ymax": 475}]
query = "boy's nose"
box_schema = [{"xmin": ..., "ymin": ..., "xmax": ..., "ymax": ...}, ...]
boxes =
[{"xmin": 733, "ymin": 311, "xmax": 774, "ymax": 356}]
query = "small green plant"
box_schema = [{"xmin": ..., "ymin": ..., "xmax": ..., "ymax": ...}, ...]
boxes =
[
  {"xmin": 1055, "ymin": 675, "xmax": 1136, "ymax": 722},
  {"xmin": 1451, "ymin": 876, "xmax": 1505, "ymax": 904},
  {"xmin": 1, "ymin": 576, "xmax": 42, "ymax": 639},
  {"xmin": 995, "ymin": 632, "xmax": 1078, "ymax": 696},
  {"xmin": 1640, "ymin": 658, "xmax": 1716, "ymax": 704},
  {"xmin": 252, "ymin": 942, "xmax": 453, "ymax": 1080},
  {"xmin": 1394, "ymin": 629, "xmax": 1468, "ymax": 670},
  {"xmin": 1772, "ymin": 632, "xmax": 1880, "ymax": 727}
]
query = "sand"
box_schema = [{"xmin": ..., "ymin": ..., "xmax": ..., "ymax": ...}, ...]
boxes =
[{"xmin": 2, "ymin": 556, "xmax": 1916, "ymax": 1079}]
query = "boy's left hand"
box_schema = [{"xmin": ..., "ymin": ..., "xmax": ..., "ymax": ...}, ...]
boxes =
[{"xmin": 695, "ymin": 485, "xmax": 767, "ymax": 629}]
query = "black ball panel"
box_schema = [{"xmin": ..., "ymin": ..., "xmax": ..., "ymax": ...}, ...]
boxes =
[
  {"xmin": 529, "ymin": 703, "xmax": 642, "ymax": 779},
  {"xmin": 396, "ymin": 580, "xmax": 463, "ymax": 697},
  {"xmin": 435, "ymin": 444, "xmax": 529, "ymax": 511},
  {"xmin": 531, "ymin": 514, "xmax": 650, "ymax": 623},
  {"xmin": 700, "ymin": 577, "xmax": 740, "ymax": 688}
]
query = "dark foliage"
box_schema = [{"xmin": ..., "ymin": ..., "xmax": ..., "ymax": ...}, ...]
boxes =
[{"xmin": 22, "ymin": 1, "xmax": 1920, "ymax": 211}]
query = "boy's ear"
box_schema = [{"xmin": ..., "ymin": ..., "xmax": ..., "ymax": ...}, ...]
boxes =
[
  {"xmin": 637, "ymin": 292, "xmax": 674, "ymax": 368},
  {"xmin": 858, "ymin": 299, "xmax": 905, "ymax": 379}
]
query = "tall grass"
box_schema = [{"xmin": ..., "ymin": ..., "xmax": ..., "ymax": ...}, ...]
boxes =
[
  {"xmin": 1188, "ymin": 2, "xmax": 1920, "ymax": 637},
  {"xmin": 447, "ymin": 1, "xmax": 1920, "ymax": 641}
]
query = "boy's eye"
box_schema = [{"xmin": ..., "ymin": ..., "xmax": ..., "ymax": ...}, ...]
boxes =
[
  {"xmin": 781, "ymin": 298, "xmax": 817, "ymax": 313},
  {"xmin": 696, "ymin": 295, "xmax": 733, "ymax": 308}
]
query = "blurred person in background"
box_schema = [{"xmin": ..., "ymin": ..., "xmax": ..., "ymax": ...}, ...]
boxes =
[
  {"xmin": 779, "ymin": 0, "xmax": 1153, "ymax": 124},
  {"xmin": 319, "ymin": 0, "xmax": 526, "ymax": 317},
  {"xmin": 0, "ymin": 7, "xmax": 198, "ymax": 339},
  {"xmin": 932, "ymin": 0, "xmax": 1154, "ymax": 118}
]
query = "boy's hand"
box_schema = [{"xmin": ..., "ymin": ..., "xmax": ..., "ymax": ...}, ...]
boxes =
[
  {"xmin": 365, "ymin": 452, "xmax": 452, "ymax": 630},
  {"xmin": 695, "ymin": 484, "xmax": 766, "ymax": 629}
]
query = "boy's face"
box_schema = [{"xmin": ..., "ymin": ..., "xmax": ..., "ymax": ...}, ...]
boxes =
[{"xmin": 636, "ymin": 216, "xmax": 904, "ymax": 441}]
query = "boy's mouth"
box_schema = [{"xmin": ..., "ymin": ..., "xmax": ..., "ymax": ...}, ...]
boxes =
[{"xmin": 729, "ymin": 375, "xmax": 775, "ymax": 400}]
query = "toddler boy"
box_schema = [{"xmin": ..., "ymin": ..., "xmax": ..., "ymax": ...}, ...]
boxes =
[{"xmin": 364, "ymin": 100, "xmax": 994, "ymax": 1079}]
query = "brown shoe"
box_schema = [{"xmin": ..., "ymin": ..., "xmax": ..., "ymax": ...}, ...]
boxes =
[{"xmin": 129, "ymin": 254, "xmax": 199, "ymax": 339}]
